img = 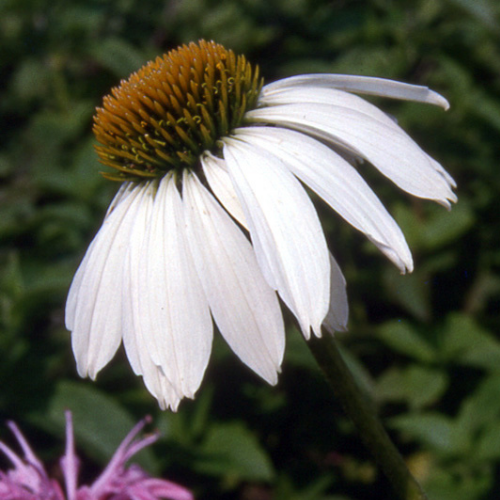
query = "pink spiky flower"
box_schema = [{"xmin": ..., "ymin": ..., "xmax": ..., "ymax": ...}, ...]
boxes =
[{"xmin": 0, "ymin": 411, "xmax": 193, "ymax": 500}]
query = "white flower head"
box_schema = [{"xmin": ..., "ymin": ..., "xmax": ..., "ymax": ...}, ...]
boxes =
[{"xmin": 66, "ymin": 40, "xmax": 456, "ymax": 410}]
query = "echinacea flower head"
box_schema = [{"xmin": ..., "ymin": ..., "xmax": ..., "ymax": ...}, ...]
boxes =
[
  {"xmin": 0, "ymin": 411, "xmax": 193, "ymax": 500},
  {"xmin": 66, "ymin": 40, "xmax": 456, "ymax": 410}
]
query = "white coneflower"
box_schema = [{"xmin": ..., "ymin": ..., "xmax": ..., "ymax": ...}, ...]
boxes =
[{"xmin": 66, "ymin": 40, "xmax": 456, "ymax": 410}]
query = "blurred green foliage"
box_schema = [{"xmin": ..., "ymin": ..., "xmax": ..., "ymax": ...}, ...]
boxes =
[{"xmin": 1, "ymin": 0, "xmax": 500, "ymax": 499}]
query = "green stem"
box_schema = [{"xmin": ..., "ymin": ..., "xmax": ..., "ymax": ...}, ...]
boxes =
[{"xmin": 307, "ymin": 333, "xmax": 428, "ymax": 500}]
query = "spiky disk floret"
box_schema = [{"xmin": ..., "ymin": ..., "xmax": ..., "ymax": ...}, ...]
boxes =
[{"xmin": 93, "ymin": 40, "xmax": 263, "ymax": 181}]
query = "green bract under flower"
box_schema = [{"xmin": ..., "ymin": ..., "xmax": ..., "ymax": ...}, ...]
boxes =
[{"xmin": 93, "ymin": 40, "xmax": 263, "ymax": 181}]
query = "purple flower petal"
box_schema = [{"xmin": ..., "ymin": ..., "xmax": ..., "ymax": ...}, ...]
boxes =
[{"xmin": 0, "ymin": 412, "xmax": 194, "ymax": 500}]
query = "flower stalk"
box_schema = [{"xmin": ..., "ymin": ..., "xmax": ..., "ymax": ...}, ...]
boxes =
[{"xmin": 307, "ymin": 333, "xmax": 428, "ymax": 500}]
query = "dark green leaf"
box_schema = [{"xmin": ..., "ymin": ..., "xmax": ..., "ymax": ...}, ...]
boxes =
[
  {"xmin": 41, "ymin": 380, "xmax": 158, "ymax": 473},
  {"xmin": 195, "ymin": 421, "xmax": 275, "ymax": 481},
  {"xmin": 377, "ymin": 320, "xmax": 436, "ymax": 362}
]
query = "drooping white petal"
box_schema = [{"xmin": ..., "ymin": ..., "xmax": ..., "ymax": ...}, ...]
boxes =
[
  {"xmin": 116, "ymin": 176, "xmax": 204, "ymax": 411},
  {"xmin": 137, "ymin": 173, "xmax": 213, "ymax": 399},
  {"xmin": 262, "ymin": 74, "xmax": 450, "ymax": 110},
  {"xmin": 322, "ymin": 253, "xmax": 349, "ymax": 335},
  {"xmin": 183, "ymin": 172, "xmax": 285, "ymax": 384},
  {"xmin": 259, "ymin": 86, "xmax": 412, "ymax": 132},
  {"xmin": 258, "ymin": 85, "xmax": 457, "ymax": 195},
  {"xmin": 201, "ymin": 152, "xmax": 248, "ymax": 229},
  {"xmin": 119, "ymin": 185, "xmax": 155, "ymax": 380},
  {"xmin": 121, "ymin": 269, "xmax": 183, "ymax": 411},
  {"xmin": 247, "ymin": 103, "xmax": 457, "ymax": 207},
  {"xmin": 222, "ymin": 138, "xmax": 331, "ymax": 338},
  {"xmin": 105, "ymin": 182, "xmax": 136, "ymax": 217},
  {"xmin": 125, "ymin": 339, "xmax": 183, "ymax": 411},
  {"xmin": 430, "ymin": 156, "xmax": 457, "ymax": 189},
  {"xmin": 235, "ymin": 126, "xmax": 413, "ymax": 272},
  {"xmin": 111, "ymin": 182, "xmax": 181, "ymax": 410},
  {"xmin": 144, "ymin": 369, "xmax": 183, "ymax": 412},
  {"xmin": 66, "ymin": 182, "xmax": 152, "ymax": 379},
  {"xmin": 65, "ymin": 183, "xmax": 134, "ymax": 329}
]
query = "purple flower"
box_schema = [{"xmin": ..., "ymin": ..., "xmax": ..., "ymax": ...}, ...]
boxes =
[{"xmin": 0, "ymin": 411, "xmax": 194, "ymax": 500}]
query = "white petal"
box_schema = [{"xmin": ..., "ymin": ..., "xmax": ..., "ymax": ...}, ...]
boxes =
[
  {"xmin": 138, "ymin": 174, "xmax": 213, "ymax": 398},
  {"xmin": 235, "ymin": 126, "xmax": 413, "ymax": 272},
  {"xmin": 115, "ymin": 183, "xmax": 183, "ymax": 410},
  {"xmin": 260, "ymin": 86, "xmax": 411, "ymax": 131},
  {"xmin": 262, "ymin": 74, "xmax": 450, "ymax": 110},
  {"xmin": 322, "ymin": 253, "xmax": 349, "ymax": 335},
  {"xmin": 259, "ymin": 85, "xmax": 457, "ymax": 196},
  {"xmin": 183, "ymin": 172, "xmax": 285, "ymax": 384},
  {"xmin": 120, "ymin": 186, "xmax": 155, "ymax": 380},
  {"xmin": 117, "ymin": 177, "xmax": 202, "ymax": 411},
  {"xmin": 247, "ymin": 103, "xmax": 457, "ymax": 207},
  {"xmin": 105, "ymin": 182, "xmax": 135, "ymax": 217},
  {"xmin": 145, "ymin": 371, "xmax": 183, "ymax": 411},
  {"xmin": 66, "ymin": 182, "xmax": 152, "ymax": 379},
  {"xmin": 65, "ymin": 183, "xmax": 134, "ymax": 329},
  {"xmin": 430, "ymin": 156, "xmax": 457, "ymax": 189},
  {"xmin": 222, "ymin": 138, "xmax": 331, "ymax": 338},
  {"xmin": 201, "ymin": 152, "xmax": 248, "ymax": 229},
  {"xmin": 122, "ymin": 285, "xmax": 183, "ymax": 411}
]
